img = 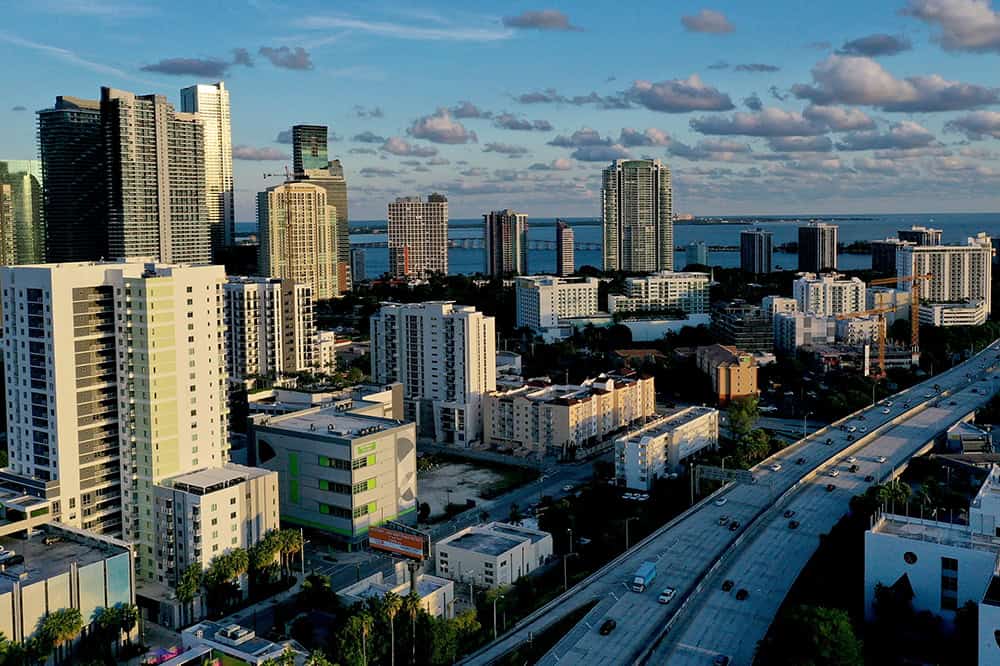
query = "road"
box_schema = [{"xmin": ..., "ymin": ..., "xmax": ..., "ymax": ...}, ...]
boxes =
[{"xmin": 460, "ymin": 342, "xmax": 1000, "ymax": 665}]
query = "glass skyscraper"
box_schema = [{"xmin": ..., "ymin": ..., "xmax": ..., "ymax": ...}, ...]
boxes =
[{"xmin": 0, "ymin": 160, "xmax": 44, "ymax": 264}]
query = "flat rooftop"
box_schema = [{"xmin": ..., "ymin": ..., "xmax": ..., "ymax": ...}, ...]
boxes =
[
  {"xmin": 258, "ymin": 406, "xmax": 404, "ymax": 438},
  {"xmin": 621, "ymin": 407, "xmax": 717, "ymax": 444},
  {"xmin": 492, "ymin": 524, "xmax": 549, "ymax": 544},
  {"xmin": 166, "ymin": 463, "xmax": 270, "ymax": 494},
  {"xmin": 0, "ymin": 530, "xmax": 128, "ymax": 594},
  {"xmin": 446, "ymin": 531, "xmax": 523, "ymax": 557},
  {"xmin": 872, "ymin": 513, "xmax": 1000, "ymax": 557},
  {"xmin": 186, "ymin": 621, "xmax": 279, "ymax": 657}
]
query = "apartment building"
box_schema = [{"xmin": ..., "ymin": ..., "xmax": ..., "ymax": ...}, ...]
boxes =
[
  {"xmin": 761, "ymin": 295, "xmax": 798, "ymax": 321},
  {"xmin": 696, "ymin": 344, "xmax": 759, "ymax": 405},
  {"xmin": 515, "ymin": 276, "xmax": 600, "ymax": 330},
  {"xmin": 484, "ymin": 209, "xmax": 528, "ymax": 276},
  {"xmin": 608, "ymin": 271, "xmax": 710, "ymax": 315},
  {"xmin": 898, "ymin": 225, "xmax": 943, "ymax": 246},
  {"xmin": 555, "ymin": 220, "xmax": 575, "ymax": 277},
  {"xmin": 871, "ymin": 238, "xmax": 914, "ymax": 274},
  {"xmin": 793, "ymin": 272, "xmax": 866, "ymax": 316},
  {"xmin": 602, "ymin": 159, "xmax": 673, "ymax": 272},
  {"xmin": 898, "ymin": 233, "xmax": 993, "ymax": 325},
  {"xmin": 615, "ymin": 407, "xmax": 719, "ymax": 490},
  {"xmin": 798, "ymin": 222, "xmax": 838, "ymax": 272},
  {"xmin": 740, "ymin": 228, "xmax": 773, "ymax": 274},
  {"xmin": 387, "ymin": 194, "xmax": 448, "ymax": 278}
]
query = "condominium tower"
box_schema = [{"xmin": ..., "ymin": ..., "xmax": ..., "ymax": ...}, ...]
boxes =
[
  {"xmin": 387, "ymin": 194, "xmax": 449, "ymax": 278},
  {"xmin": 370, "ymin": 302, "xmax": 496, "ymax": 443},
  {"xmin": 898, "ymin": 233, "xmax": 994, "ymax": 317},
  {"xmin": 740, "ymin": 228, "xmax": 772, "ymax": 274},
  {"xmin": 555, "ymin": 220, "xmax": 574, "ymax": 277},
  {"xmin": 180, "ymin": 82, "xmax": 235, "ymax": 257},
  {"xmin": 484, "ymin": 209, "xmax": 528, "ymax": 276},
  {"xmin": 257, "ymin": 181, "xmax": 339, "ymax": 299},
  {"xmin": 792, "ymin": 272, "xmax": 866, "ymax": 316},
  {"xmin": 0, "ymin": 160, "xmax": 44, "ymax": 264},
  {"xmin": 601, "ymin": 159, "xmax": 673, "ymax": 272},
  {"xmin": 898, "ymin": 225, "xmax": 943, "ymax": 246},
  {"xmin": 798, "ymin": 222, "xmax": 838, "ymax": 273}
]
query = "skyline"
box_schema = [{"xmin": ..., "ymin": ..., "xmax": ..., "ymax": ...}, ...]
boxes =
[{"xmin": 5, "ymin": 1, "xmax": 1000, "ymax": 220}]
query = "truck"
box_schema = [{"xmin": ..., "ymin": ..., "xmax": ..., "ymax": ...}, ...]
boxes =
[{"xmin": 631, "ymin": 560, "xmax": 657, "ymax": 592}]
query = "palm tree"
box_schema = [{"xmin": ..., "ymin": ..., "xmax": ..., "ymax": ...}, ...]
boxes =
[
  {"xmin": 38, "ymin": 608, "xmax": 83, "ymax": 664},
  {"xmin": 0, "ymin": 632, "xmax": 26, "ymax": 666},
  {"xmin": 383, "ymin": 592, "xmax": 402, "ymax": 666},
  {"xmin": 304, "ymin": 652, "xmax": 334, "ymax": 666},
  {"xmin": 119, "ymin": 604, "xmax": 139, "ymax": 648},
  {"xmin": 95, "ymin": 606, "xmax": 122, "ymax": 656},
  {"xmin": 401, "ymin": 591, "xmax": 422, "ymax": 665},
  {"xmin": 280, "ymin": 529, "xmax": 304, "ymax": 579},
  {"xmin": 347, "ymin": 612, "xmax": 374, "ymax": 666}
]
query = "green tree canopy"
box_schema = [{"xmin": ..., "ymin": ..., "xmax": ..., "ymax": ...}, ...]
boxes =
[{"xmin": 757, "ymin": 605, "xmax": 863, "ymax": 666}]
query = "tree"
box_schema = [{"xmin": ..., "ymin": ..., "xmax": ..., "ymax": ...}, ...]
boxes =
[
  {"xmin": 726, "ymin": 395, "xmax": 759, "ymax": 441},
  {"xmin": 0, "ymin": 632, "xmax": 26, "ymax": 666},
  {"xmin": 757, "ymin": 605, "xmax": 862, "ymax": 666},
  {"xmin": 176, "ymin": 563, "xmax": 203, "ymax": 625},
  {"xmin": 299, "ymin": 573, "xmax": 332, "ymax": 610},
  {"xmin": 305, "ymin": 652, "xmax": 334, "ymax": 666},
  {"xmin": 37, "ymin": 607, "xmax": 84, "ymax": 665},
  {"xmin": 507, "ymin": 503, "xmax": 524, "ymax": 526},
  {"xmin": 401, "ymin": 591, "xmax": 422, "ymax": 665},
  {"xmin": 383, "ymin": 592, "xmax": 402, "ymax": 666},
  {"xmin": 417, "ymin": 502, "xmax": 431, "ymax": 522},
  {"xmin": 118, "ymin": 604, "xmax": 139, "ymax": 648}
]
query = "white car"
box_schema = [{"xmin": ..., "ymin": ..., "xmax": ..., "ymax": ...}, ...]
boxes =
[
  {"xmin": 829, "ymin": 469, "xmax": 840, "ymax": 478},
  {"xmin": 876, "ymin": 456, "xmax": 887, "ymax": 463},
  {"xmin": 770, "ymin": 463, "xmax": 782, "ymax": 472},
  {"xmin": 846, "ymin": 456, "xmax": 857, "ymax": 463},
  {"xmin": 624, "ymin": 493, "xmax": 636, "ymax": 500},
  {"xmin": 859, "ymin": 426, "xmax": 867, "ymax": 433},
  {"xmin": 714, "ymin": 498, "xmax": 728, "ymax": 507},
  {"xmin": 0, "ymin": 548, "xmax": 14, "ymax": 563},
  {"xmin": 882, "ymin": 408, "xmax": 891, "ymax": 414},
  {"xmin": 658, "ymin": 587, "xmax": 677, "ymax": 604},
  {"xmin": 848, "ymin": 426, "xmax": 857, "ymax": 433},
  {"xmin": 637, "ymin": 494, "xmax": 650, "ymax": 502},
  {"xmin": 562, "ymin": 484, "xmax": 574, "ymax": 493},
  {"xmin": 884, "ymin": 401, "xmax": 893, "ymax": 407}
]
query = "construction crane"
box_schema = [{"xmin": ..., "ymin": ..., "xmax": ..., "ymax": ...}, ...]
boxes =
[
  {"xmin": 869, "ymin": 273, "xmax": 933, "ymax": 352},
  {"xmin": 835, "ymin": 306, "xmax": 896, "ymax": 378}
]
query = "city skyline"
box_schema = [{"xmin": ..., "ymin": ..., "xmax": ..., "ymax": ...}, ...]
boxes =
[{"xmin": 3, "ymin": 2, "xmax": 1000, "ymax": 220}]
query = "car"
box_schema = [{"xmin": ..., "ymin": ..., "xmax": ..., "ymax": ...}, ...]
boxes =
[
  {"xmin": 770, "ymin": 463, "xmax": 782, "ymax": 472},
  {"xmin": 722, "ymin": 579, "xmax": 734, "ymax": 592},
  {"xmin": 849, "ymin": 464, "xmax": 859, "ymax": 473},
  {"xmin": 783, "ymin": 509, "xmax": 796, "ymax": 518},
  {"xmin": 729, "ymin": 521, "xmax": 741, "ymax": 531},
  {"xmin": 789, "ymin": 520, "xmax": 800, "ymax": 529},
  {"xmin": 846, "ymin": 456, "xmax": 857, "ymax": 463},
  {"xmin": 948, "ymin": 401, "xmax": 957, "ymax": 406},
  {"xmin": 826, "ymin": 483, "xmax": 836, "ymax": 492},
  {"xmin": 735, "ymin": 588, "xmax": 749, "ymax": 601},
  {"xmin": 882, "ymin": 408, "xmax": 891, "ymax": 414},
  {"xmin": 846, "ymin": 434, "xmax": 855, "ymax": 441},
  {"xmin": 714, "ymin": 498, "xmax": 728, "ymax": 507},
  {"xmin": 599, "ymin": 619, "xmax": 617, "ymax": 635},
  {"xmin": 829, "ymin": 469, "xmax": 840, "ymax": 477},
  {"xmin": 636, "ymin": 494, "xmax": 649, "ymax": 502},
  {"xmin": 884, "ymin": 401, "xmax": 893, "ymax": 407},
  {"xmin": 718, "ymin": 515, "xmax": 730, "ymax": 525},
  {"xmin": 824, "ymin": 438, "xmax": 833, "ymax": 445},
  {"xmin": 972, "ymin": 388, "xmax": 979, "ymax": 394},
  {"xmin": 923, "ymin": 392, "xmax": 934, "ymax": 398},
  {"xmin": 657, "ymin": 587, "xmax": 677, "ymax": 604},
  {"xmin": 848, "ymin": 426, "xmax": 857, "ymax": 433},
  {"xmin": 865, "ymin": 475, "xmax": 875, "ymax": 482},
  {"xmin": 859, "ymin": 426, "xmax": 867, "ymax": 433},
  {"xmin": 858, "ymin": 414, "xmax": 866, "ymax": 421},
  {"xmin": 796, "ymin": 457, "xmax": 806, "ymax": 465},
  {"xmin": 876, "ymin": 456, "xmax": 887, "ymax": 463},
  {"xmin": 42, "ymin": 535, "xmax": 61, "ymax": 545},
  {"xmin": 0, "ymin": 548, "xmax": 14, "ymax": 563},
  {"xmin": 622, "ymin": 493, "xmax": 634, "ymax": 500},
  {"xmin": 714, "ymin": 657, "xmax": 731, "ymax": 666},
  {"xmin": 562, "ymin": 484, "xmax": 574, "ymax": 493}
]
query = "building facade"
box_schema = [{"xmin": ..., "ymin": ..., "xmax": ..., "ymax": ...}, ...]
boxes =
[
  {"xmin": 0, "ymin": 160, "xmax": 44, "ymax": 265},
  {"xmin": 224, "ymin": 276, "xmax": 316, "ymax": 383},
  {"xmin": 898, "ymin": 225, "xmax": 943, "ymax": 246},
  {"xmin": 180, "ymin": 82, "xmax": 235, "ymax": 257},
  {"xmin": 608, "ymin": 271, "xmax": 710, "ymax": 315},
  {"xmin": 871, "ymin": 238, "xmax": 913, "ymax": 275},
  {"xmin": 250, "ymin": 408, "xmax": 417, "ymax": 546},
  {"xmin": 370, "ymin": 302, "xmax": 496, "ymax": 444},
  {"xmin": 740, "ymin": 228, "xmax": 773, "ymax": 274},
  {"xmin": 798, "ymin": 222, "xmax": 838, "ymax": 273},
  {"xmin": 484, "ymin": 209, "xmax": 528, "ymax": 276},
  {"xmin": 761, "ymin": 295, "xmax": 798, "ymax": 321},
  {"xmin": 793, "ymin": 272, "xmax": 866, "ymax": 316},
  {"xmin": 898, "ymin": 233, "xmax": 993, "ymax": 321},
  {"xmin": 257, "ymin": 181, "xmax": 339, "ymax": 299},
  {"xmin": 515, "ymin": 276, "xmax": 600, "ymax": 330},
  {"xmin": 711, "ymin": 301, "xmax": 774, "ymax": 353},
  {"xmin": 387, "ymin": 195, "xmax": 448, "ymax": 278},
  {"xmin": 615, "ymin": 407, "xmax": 719, "ymax": 490},
  {"xmin": 602, "ymin": 159, "xmax": 673, "ymax": 272},
  {"xmin": 773, "ymin": 312, "xmax": 836, "ymax": 354},
  {"xmin": 696, "ymin": 344, "xmax": 759, "ymax": 405},
  {"xmin": 685, "ymin": 241, "xmax": 708, "ymax": 267},
  {"xmin": 435, "ymin": 522, "xmax": 553, "ymax": 589},
  {"xmin": 555, "ymin": 220, "xmax": 575, "ymax": 277},
  {"xmin": 350, "ymin": 247, "xmax": 366, "ymax": 283}
]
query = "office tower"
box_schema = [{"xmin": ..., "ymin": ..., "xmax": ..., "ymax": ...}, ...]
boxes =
[
  {"xmin": 871, "ymin": 238, "xmax": 913, "ymax": 274},
  {"xmin": 0, "ymin": 161, "xmax": 44, "ymax": 264},
  {"xmin": 484, "ymin": 209, "xmax": 528, "ymax": 276},
  {"xmin": 515, "ymin": 276, "xmax": 600, "ymax": 330},
  {"xmin": 350, "ymin": 247, "xmax": 366, "ymax": 283},
  {"xmin": 898, "ymin": 233, "xmax": 993, "ymax": 324},
  {"xmin": 37, "ymin": 96, "xmax": 105, "ymax": 262},
  {"xmin": 798, "ymin": 222, "xmax": 838, "ymax": 273},
  {"xmin": 224, "ymin": 276, "xmax": 316, "ymax": 383},
  {"xmin": 180, "ymin": 82, "xmax": 235, "ymax": 257},
  {"xmin": 370, "ymin": 302, "xmax": 496, "ymax": 443},
  {"xmin": 898, "ymin": 225, "xmax": 943, "ymax": 246},
  {"xmin": 257, "ymin": 181, "xmax": 339, "ymax": 299},
  {"xmin": 608, "ymin": 271, "xmax": 710, "ymax": 315},
  {"xmin": 740, "ymin": 228, "xmax": 772, "ymax": 274},
  {"xmin": 101, "ymin": 87, "xmax": 211, "ymax": 264},
  {"xmin": 387, "ymin": 194, "xmax": 448, "ymax": 278},
  {"xmin": 292, "ymin": 125, "xmax": 350, "ymax": 292},
  {"xmin": 792, "ymin": 272, "xmax": 866, "ymax": 316},
  {"xmin": 685, "ymin": 241, "xmax": 708, "ymax": 267},
  {"xmin": 555, "ymin": 219, "xmax": 574, "ymax": 277},
  {"xmin": 601, "ymin": 159, "xmax": 673, "ymax": 272}
]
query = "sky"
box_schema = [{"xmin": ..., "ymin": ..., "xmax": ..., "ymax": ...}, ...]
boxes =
[{"xmin": 4, "ymin": 1, "xmax": 1000, "ymax": 221}]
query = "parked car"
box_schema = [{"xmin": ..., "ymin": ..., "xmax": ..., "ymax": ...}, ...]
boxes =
[
  {"xmin": 714, "ymin": 657, "xmax": 731, "ymax": 666},
  {"xmin": 0, "ymin": 548, "xmax": 14, "ymax": 563},
  {"xmin": 770, "ymin": 463, "xmax": 782, "ymax": 472},
  {"xmin": 599, "ymin": 619, "xmax": 617, "ymax": 635},
  {"xmin": 735, "ymin": 588, "xmax": 749, "ymax": 601},
  {"xmin": 796, "ymin": 457, "xmax": 806, "ymax": 465},
  {"xmin": 828, "ymin": 469, "xmax": 840, "ymax": 478},
  {"xmin": 42, "ymin": 535, "xmax": 61, "ymax": 546},
  {"xmin": 859, "ymin": 426, "xmax": 867, "ymax": 433},
  {"xmin": 824, "ymin": 438, "xmax": 833, "ymax": 445},
  {"xmin": 722, "ymin": 579, "xmax": 734, "ymax": 592},
  {"xmin": 875, "ymin": 456, "xmax": 887, "ymax": 463},
  {"xmin": 882, "ymin": 408, "xmax": 891, "ymax": 414},
  {"xmin": 846, "ymin": 456, "xmax": 857, "ymax": 463},
  {"xmin": 865, "ymin": 475, "xmax": 875, "ymax": 482}
]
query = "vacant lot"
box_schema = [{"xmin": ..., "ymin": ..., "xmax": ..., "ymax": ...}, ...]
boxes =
[{"xmin": 418, "ymin": 460, "xmax": 505, "ymax": 519}]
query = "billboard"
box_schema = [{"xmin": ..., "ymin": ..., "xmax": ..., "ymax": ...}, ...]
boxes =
[{"xmin": 369, "ymin": 526, "xmax": 428, "ymax": 560}]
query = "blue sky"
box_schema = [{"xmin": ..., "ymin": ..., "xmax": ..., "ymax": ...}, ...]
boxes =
[{"xmin": 4, "ymin": 0, "xmax": 1000, "ymax": 221}]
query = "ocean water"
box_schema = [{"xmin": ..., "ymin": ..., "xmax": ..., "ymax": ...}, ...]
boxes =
[{"xmin": 236, "ymin": 212, "xmax": 1000, "ymax": 277}]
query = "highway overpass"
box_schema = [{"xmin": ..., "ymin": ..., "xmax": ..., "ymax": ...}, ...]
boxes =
[{"xmin": 461, "ymin": 341, "xmax": 1000, "ymax": 665}]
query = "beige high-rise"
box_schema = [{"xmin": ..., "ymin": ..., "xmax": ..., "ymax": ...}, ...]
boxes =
[
  {"xmin": 388, "ymin": 194, "xmax": 448, "ymax": 278},
  {"xmin": 602, "ymin": 159, "xmax": 673, "ymax": 272},
  {"xmin": 257, "ymin": 181, "xmax": 339, "ymax": 299}
]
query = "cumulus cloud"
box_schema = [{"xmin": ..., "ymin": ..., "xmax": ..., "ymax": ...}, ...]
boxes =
[
  {"xmin": 493, "ymin": 113, "xmax": 552, "ymax": 131},
  {"xmin": 548, "ymin": 127, "xmax": 612, "ymax": 147},
  {"xmin": 669, "ymin": 138, "xmax": 751, "ymax": 161},
  {"xmin": 502, "ymin": 9, "xmax": 582, "ymax": 31},
  {"xmin": 834, "ymin": 121, "xmax": 936, "ymax": 151},
  {"xmin": 766, "ymin": 136, "xmax": 834, "ymax": 152},
  {"xmin": 451, "ymin": 101, "xmax": 492, "ymax": 118},
  {"xmin": 482, "ymin": 142, "xmax": 529, "ymax": 155},
  {"xmin": 232, "ymin": 48, "xmax": 253, "ymax": 66},
  {"xmin": 618, "ymin": 128, "xmax": 671, "ymax": 146},
  {"xmin": 381, "ymin": 137, "xmax": 438, "ymax": 157},
  {"xmin": 529, "ymin": 158, "xmax": 574, "ymax": 171},
  {"xmin": 945, "ymin": 110, "xmax": 1000, "ymax": 139},
  {"xmin": 691, "ymin": 107, "xmax": 826, "ymax": 136},
  {"xmin": 258, "ymin": 46, "xmax": 313, "ymax": 70},
  {"xmin": 743, "ymin": 94, "xmax": 763, "ymax": 111},
  {"xmin": 233, "ymin": 145, "xmax": 288, "ymax": 160},
  {"xmin": 903, "ymin": 0, "xmax": 1000, "ymax": 53},
  {"xmin": 734, "ymin": 63, "xmax": 780, "ymax": 72},
  {"xmin": 570, "ymin": 145, "xmax": 631, "ymax": 161},
  {"xmin": 681, "ymin": 9, "xmax": 734, "ymax": 33},
  {"xmin": 769, "ymin": 85, "xmax": 789, "ymax": 101},
  {"xmin": 791, "ymin": 55, "xmax": 999, "ymax": 111},
  {"xmin": 513, "ymin": 87, "xmax": 629, "ymax": 109},
  {"xmin": 802, "ymin": 104, "xmax": 876, "ymax": 131},
  {"xmin": 354, "ymin": 105, "xmax": 384, "ymax": 118},
  {"xmin": 353, "ymin": 131, "xmax": 387, "ymax": 143},
  {"xmin": 625, "ymin": 75, "xmax": 734, "ymax": 113},
  {"xmin": 11, "ymin": 105, "xmax": 26, "ymax": 112},
  {"xmin": 141, "ymin": 56, "xmax": 232, "ymax": 77},
  {"xmin": 408, "ymin": 109, "xmax": 477, "ymax": 144},
  {"xmin": 836, "ymin": 33, "xmax": 912, "ymax": 57}
]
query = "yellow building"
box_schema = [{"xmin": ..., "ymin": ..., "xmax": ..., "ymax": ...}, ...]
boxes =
[{"xmin": 696, "ymin": 344, "xmax": 758, "ymax": 406}]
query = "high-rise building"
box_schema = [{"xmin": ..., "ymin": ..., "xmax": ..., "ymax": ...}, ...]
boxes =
[
  {"xmin": 555, "ymin": 219, "xmax": 574, "ymax": 277},
  {"xmin": 898, "ymin": 225, "xmax": 943, "ymax": 246},
  {"xmin": 292, "ymin": 126, "xmax": 350, "ymax": 292},
  {"xmin": 871, "ymin": 238, "xmax": 914, "ymax": 274},
  {"xmin": 180, "ymin": 82, "xmax": 235, "ymax": 258},
  {"xmin": 798, "ymin": 223, "xmax": 838, "ymax": 272},
  {"xmin": 740, "ymin": 228, "xmax": 772, "ymax": 274},
  {"xmin": 484, "ymin": 209, "xmax": 528, "ymax": 276},
  {"xmin": 101, "ymin": 87, "xmax": 211, "ymax": 264},
  {"xmin": 793, "ymin": 272, "xmax": 866, "ymax": 316},
  {"xmin": 224, "ymin": 276, "xmax": 316, "ymax": 383},
  {"xmin": 0, "ymin": 160, "xmax": 44, "ymax": 264},
  {"xmin": 685, "ymin": 241, "xmax": 708, "ymax": 267},
  {"xmin": 898, "ymin": 233, "xmax": 993, "ymax": 324},
  {"xmin": 370, "ymin": 302, "xmax": 496, "ymax": 443},
  {"xmin": 602, "ymin": 159, "xmax": 673, "ymax": 272},
  {"xmin": 37, "ymin": 96, "xmax": 105, "ymax": 262},
  {"xmin": 608, "ymin": 271, "xmax": 710, "ymax": 315},
  {"xmin": 257, "ymin": 181, "xmax": 339, "ymax": 299},
  {"xmin": 350, "ymin": 247, "xmax": 366, "ymax": 283},
  {"xmin": 387, "ymin": 194, "xmax": 448, "ymax": 278}
]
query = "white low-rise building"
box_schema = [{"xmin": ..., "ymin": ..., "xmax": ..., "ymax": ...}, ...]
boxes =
[
  {"xmin": 515, "ymin": 275, "xmax": 600, "ymax": 334},
  {"xmin": 614, "ymin": 407, "xmax": 719, "ymax": 490},
  {"xmin": 773, "ymin": 312, "xmax": 835, "ymax": 354},
  {"xmin": 337, "ymin": 561, "xmax": 455, "ymax": 619},
  {"xmin": 835, "ymin": 316, "xmax": 880, "ymax": 346},
  {"xmin": 608, "ymin": 271, "xmax": 710, "ymax": 315},
  {"xmin": 793, "ymin": 272, "xmax": 866, "ymax": 316},
  {"xmin": 435, "ymin": 522, "xmax": 553, "ymax": 589},
  {"xmin": 316, "ymin": 330, "xmax": 338, "ymax": 371},
  {"xmin": 181, "ymin": 621, "xmax": 307, "ymax": 665},
  {"xmin": 920, "ymin": 300, "xmax": 989, "ymax": 327}
]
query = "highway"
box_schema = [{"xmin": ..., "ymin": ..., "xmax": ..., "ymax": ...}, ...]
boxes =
[{"xmin": 460, "ymin": 341, "xmax": 1000, "ymax": 666}]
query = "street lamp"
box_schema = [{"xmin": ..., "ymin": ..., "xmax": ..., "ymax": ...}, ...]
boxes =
[
  {"xmin": 624, "ymin": 517, "xmax": 639, "ymax": 551},
  {"xmin": 492, "ymin": 594, "xmax": 506, "ymax": 640},
  {"xmin": 566, "ymin": 528, "xmax": 574, "ymax": 554},
  {"xmin": 563, "ymin": 552, "xmax": 579, "ymax": 592},
  {"xmin": 803, "ymin": 411, "xmax": 813, "ymax": 439}
]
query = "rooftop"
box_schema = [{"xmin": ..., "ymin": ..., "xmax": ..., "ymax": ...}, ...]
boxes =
[
  {"xmin": 256, "ymin": 405, "xmax": 406, "ymax": 439},
  {"xmin": 184, "ymin": 621, "xmax": 283, "ymax": 658},
  {"xmin": 620, "ymin": 407, "xmax": 717, "ymax": 445},
  {"xmin": 165, "ymin": 463, "xmax": 271, "ymax": 495},
  {"xmin": 0, "ymin": 526, "xmax": 129, "ymax": 594},
  {"xmin": 872, "ymin": 513, "xmax": 1000, "ymax": 558},
  {"xmin": 446, "ymin": 531, "xmax": 523, "ymax": 556}
]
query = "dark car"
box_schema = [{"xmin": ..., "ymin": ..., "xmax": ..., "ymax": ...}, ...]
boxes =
[
  {"xmin": 826, "ymin": 483, "xmax": 836, "ymax": 492},
  {"xmin": 849, "ymin": 464, "xmax": 859, "ymax": 473},
  {"xmin": 846, "ymin": 434, "xmax": 854, "ymax": 442},
  {"xmin": 783, "ymin": 510, "xmax": 795, "ymax": 518},
  {"xmin": 858, "ymin": 415, "xmax": 866, "ymax": 421},
  {"xmin": 729, "ymin": 521, "xmax": 741, "ymax": 531},
  {"xmin": 714, "ymin": 657, "xmax": 731, "ymax": 666},
  {"xmin": 722, "ymin": 579, "xmax": 734, "ymax": 592},
  {"xmin": 796, "ymin": 457, "xmax": 806, "ymax": 465},
  {"xmin": 824, "ymin": 438, "xmax": 833, "ymax": 445},
  {"xmin": 735, "ymin": 588, "xmax": 749, "ymax": 601},
  {"xmin": 599, "ymin": 619, "xmax": 617, "ymax": 635},
  {"xmin": 718, "ymin": 515, "xmax": 729, "ymax": 526},
  {"xmin": 865, "ymin": 475, "xmax": 875, "ymax": 482},
  {"xmin": 789, "ymin": 520, "xmax": 800, "ymax": 529},
  {"xmin": 949, "ymin": 401, "xmax": 957, "ymax": 406}
]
